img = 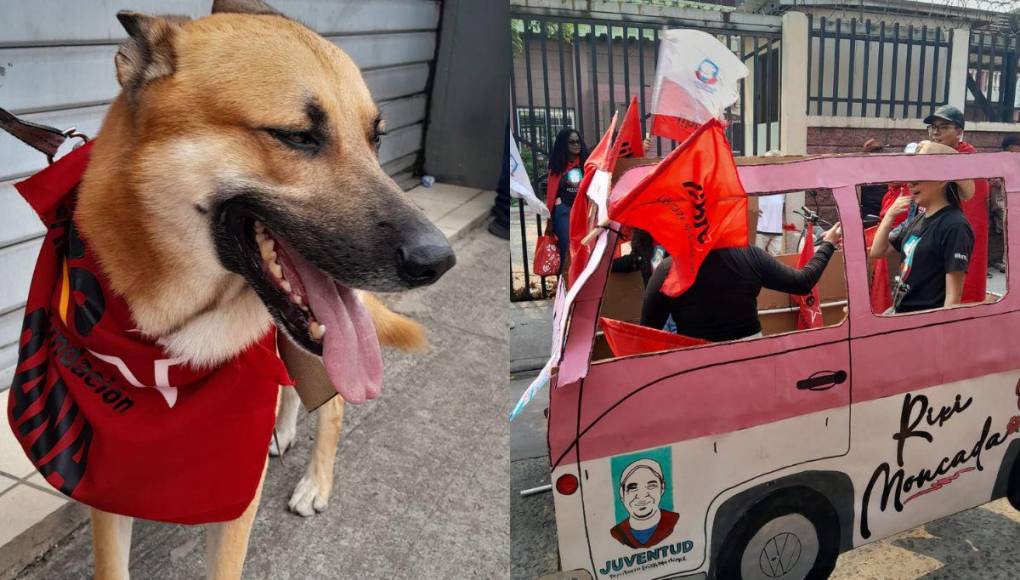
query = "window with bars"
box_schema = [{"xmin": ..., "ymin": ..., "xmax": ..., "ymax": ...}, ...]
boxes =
[{"xmin": 513, "ymin": 107, "xmax": 578, "ymax": 155}]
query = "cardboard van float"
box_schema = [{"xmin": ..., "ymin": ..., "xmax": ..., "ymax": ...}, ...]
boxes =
[{"xmin": 547, "ymin": 150, "xmax": 1020, "ymax": 580}]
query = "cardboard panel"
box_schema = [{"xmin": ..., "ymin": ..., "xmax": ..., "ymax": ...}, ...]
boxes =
[
  {"xmin": 599, "ymin": 271, "xmax": 645, "ymax": 325},
  {"xmin": 758, "ymin": 250, "xmax": 846, "ymax": 309},
  {"xmin": 759, "ymin": 303, "xmax": 848, "ymax": 336}
]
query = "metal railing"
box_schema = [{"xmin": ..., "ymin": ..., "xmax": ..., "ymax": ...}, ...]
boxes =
[
  {"xmin": 966, "ymin": 30, "xmax": 1020, "ymax": 123},
  {"xmin": 511, "ymin": 8, "xmax": 781, "ymax": 300},
  {"xmin": 808, "ymin": 16, "xmax": 953, "ymax": 118}
]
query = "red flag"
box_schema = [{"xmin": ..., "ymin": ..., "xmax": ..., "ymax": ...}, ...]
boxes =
[
  {"xmin": 566, "ymin": 102, "xmax": 645, "ymax": 286},
  {"xmin": 583, "ymin": 114, "xmax": 617, "ymax": 173},
  {"xmin": 600, "ymin": 317, "xmax": 708, "ymax": 358},
  {"xmin": 566, "ymin": 115, "xmax": 619, "ymax": 285},
  {"xmin": 609, "ymin": 119, "xmax": 748, "ymax": 297},
  {"xmin": 567, "ymin": 170, "xmax": 596, "ymax": 285},
  {"xmin": 869, "ymin": 185, "xmax": 909, "ymax": 313},
  {"xmin": 612, "ymin": 97, "xmax": 645, "ymax": 162},
  {"xmin": 651, "ymin": 113, "xmax": 702, "ymax": 144},
  {"xmin": 865, "ymin": 225, "xmax": 891, "ymax": 314},
  {"xmin": 792, "ymin": 229, "xmax": 823, "ymax": 329},
  {"xmin": 956, "ymin": 142, "xmax": 988, "ymax": 303}
]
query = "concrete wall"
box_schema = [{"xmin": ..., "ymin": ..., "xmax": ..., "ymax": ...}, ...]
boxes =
[
  {"xmin": 0, "ymin": 0, "xmax": 442, "ymax": 387},
  {"xmin": 807, "ymin": 126, "xmax": 1019, "ymax": 154},
  {"xmin": 423, "ymin": 0, "xmax": 509, "ymax": 190}
]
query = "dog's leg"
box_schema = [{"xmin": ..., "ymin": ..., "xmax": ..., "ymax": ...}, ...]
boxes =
[
  {"xmin": 288, "ymin": 396, "xmax": 344, "ymax": 516},
  {"xmin": 91, "ymin": 508, "xmax": 134, "ymax": 580},
  {"xmin": 269, "ymin": 387, "xmax": 301, "ymax": 456},
  {"xmin": 205, "ymin": 462, "xmax": 266, "ymax": 580}
]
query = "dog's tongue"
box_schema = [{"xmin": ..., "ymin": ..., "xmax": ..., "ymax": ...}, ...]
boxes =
[{"xmin": 279, "ymin": 242, "xmax": 383, "ymax": 403}]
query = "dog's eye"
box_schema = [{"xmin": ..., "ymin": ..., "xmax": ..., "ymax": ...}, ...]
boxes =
[{"xmin": 268, "ymin": 129, "xmax": 319, "ymax": 151}]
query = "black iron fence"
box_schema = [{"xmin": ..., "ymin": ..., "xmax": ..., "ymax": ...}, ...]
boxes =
[
  {"xmin": 807, "ymin": 15, "xmax": 950, "ymax": 118},
  {"xmin": 808, "ymin": 16, "xmax": 953, "ymax": 118},
  {"xmin": 511, "ymin": 8, "xmax": 782, "ymax": 301},
  {"xmin": 966, "ymin": 30, "xmax": 1020, "ymax": 123}
]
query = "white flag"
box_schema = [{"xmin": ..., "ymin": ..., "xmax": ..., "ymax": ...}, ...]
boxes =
[
  {"xmin": 650, "ymin": 29, "xmax": 748, "ymax": 139},
  {"xmin": 508, "ymin": 129, "xmax": 550, "ymax": 219}
]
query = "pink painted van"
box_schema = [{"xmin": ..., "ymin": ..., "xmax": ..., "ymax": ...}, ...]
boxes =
[{"xmin": 547, "ymin": 151, "xmax": 1020, "ymax": 580}]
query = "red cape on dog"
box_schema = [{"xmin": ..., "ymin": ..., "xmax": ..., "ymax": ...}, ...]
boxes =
[{"xmin": 7, "ymin": 143, "xmax": 291, "ymax": 524}]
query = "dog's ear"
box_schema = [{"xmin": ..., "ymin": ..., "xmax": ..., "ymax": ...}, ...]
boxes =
[
  {"xmin": 211, "ymin": 0, "xmax": 283, "ymax": 16},
  {"xmin": 114, "ymin": 11, "xmax": 183, "ymax": 97}
]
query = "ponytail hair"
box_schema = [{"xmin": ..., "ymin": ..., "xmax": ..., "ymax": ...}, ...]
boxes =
[{"xmin": 946, "ymin": 181, "xmax": 962, "ymax": 208}]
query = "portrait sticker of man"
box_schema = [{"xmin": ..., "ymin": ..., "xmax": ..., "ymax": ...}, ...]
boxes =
[{"xmin": 609, "ymin": 449, "xmax": 679, "ymax": 549}]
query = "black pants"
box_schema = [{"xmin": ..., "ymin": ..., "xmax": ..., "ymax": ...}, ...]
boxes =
[{"xmin": 989, "ymin": 205, "xmax": 1005, "ymax": 266}]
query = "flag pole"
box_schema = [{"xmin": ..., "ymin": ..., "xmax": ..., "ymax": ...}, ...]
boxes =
[{"xmin": 579, "ymin": 218, "xmax": 611, "ymax": 246}]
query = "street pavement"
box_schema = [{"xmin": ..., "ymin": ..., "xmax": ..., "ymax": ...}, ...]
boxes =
[
  {"xmin": 510, "ymin": 295, "xmax": 1020, "ymax": 580},
  {"xmin": 16, "ymin": 226, "xmax": 508, "ymax": 580}
]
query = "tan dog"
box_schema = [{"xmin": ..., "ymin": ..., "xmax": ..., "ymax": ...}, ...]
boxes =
[{"xmin": 73, "ymin": 0, "xmax": 454, "ymax": 577}]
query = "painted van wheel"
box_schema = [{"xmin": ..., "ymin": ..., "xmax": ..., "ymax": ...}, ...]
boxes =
[
  {"xmin": 739, "ymin": 514, "xmax": 818, "ymax": 579},
  {"xmin": 715, "ymin": 490, "xmax": 839, "ymax": 580}
]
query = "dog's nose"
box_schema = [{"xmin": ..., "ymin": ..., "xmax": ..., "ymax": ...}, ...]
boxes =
[{"xmin": 396, "ymin": 229, "xmax": 456, "ymax": 287}]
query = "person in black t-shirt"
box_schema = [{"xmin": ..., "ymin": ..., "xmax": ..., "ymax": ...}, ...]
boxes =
[
  {"xmin": 545, "ymin": 129, "xmax": 589, "ymax": 266},
  {"xmin": 641, "ymin": 223, "xmax": 843, "ymax": 342},
  {"xmin": 869, "ymin": 141, "xmax": 976, "ymax": 313}
]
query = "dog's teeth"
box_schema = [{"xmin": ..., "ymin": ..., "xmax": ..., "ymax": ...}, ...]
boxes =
[
  {"xmin": 309, "ymin": 322, "xmax": 326, "ymax": 339},
  {"xmin": 254, "ymin": 222, "xmax": 265, "ymax": 233},
  {"xmin": 291, "ymin": 293, "xmax": 303, "ymax": 306},
  {"xmin": 280, "ymin": 280, "xmax": 292, "ymax": 293},
  {"xmin": 270, "ymin": 263, "xmax": 283, "ymax": 278}
]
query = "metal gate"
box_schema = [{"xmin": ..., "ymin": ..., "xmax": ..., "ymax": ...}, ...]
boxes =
[{"xmin": 510, "ymin": 4, "xmax": 783, "ymax": 301}]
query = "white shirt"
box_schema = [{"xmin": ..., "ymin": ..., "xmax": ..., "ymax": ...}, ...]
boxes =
[{"xmin": 757, "ymin": 195, "xmax": 785, "ymax": 234}]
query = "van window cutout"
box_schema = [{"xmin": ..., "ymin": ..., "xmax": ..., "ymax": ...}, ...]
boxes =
[
  {"xmin": 592, "ymin": 189, "xmax": 847, "ymax": 362},
  {"xmin": 857, "ymin": 177, "xmax": 1006, "ymax": 317}
]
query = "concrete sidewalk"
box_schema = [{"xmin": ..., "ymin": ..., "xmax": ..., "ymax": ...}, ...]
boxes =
[
  {"xmin": 510, "ymin": 300, "xmax": 554, "ymax": 374},
  {"xmin": 10, "ymin": 209, "xmax": 506, "ymax": 579}
]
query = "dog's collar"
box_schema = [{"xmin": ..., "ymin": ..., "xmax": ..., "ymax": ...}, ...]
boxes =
[{"xmin": 0, "ymin": 105, "xmax": 88, "ymax": 163}]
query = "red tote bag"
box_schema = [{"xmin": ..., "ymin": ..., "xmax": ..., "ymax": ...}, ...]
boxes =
[{"xmin": 532, "ymin": 225, "xmax": 561, "ymax": 277}]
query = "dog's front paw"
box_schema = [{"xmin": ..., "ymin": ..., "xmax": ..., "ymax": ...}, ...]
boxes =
[
  {"xmin": 269, "ymin": 428, "xmax": 296, "ymax": 457},
  {"xmin": 288, "ymin": 473, "xmax": 331, "ymax": 516}
]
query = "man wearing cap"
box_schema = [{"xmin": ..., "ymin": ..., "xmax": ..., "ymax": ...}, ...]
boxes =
[
  {"xmin": 864, "ymin": 105, "xmax": 988, "ymax": 305},
  {"xmin": 610, "ymin": 458, "xmax": 680, "ymax": 549},
  {"xmin": 925, "ymin": 106, "xmax": 989, "ymax": 302}
]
